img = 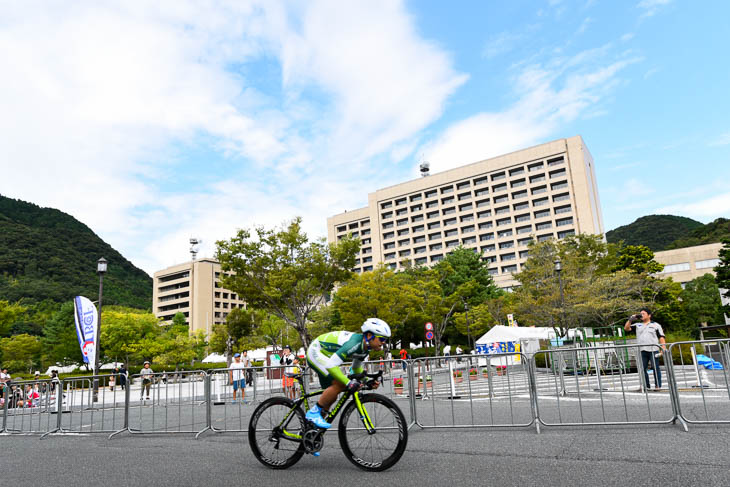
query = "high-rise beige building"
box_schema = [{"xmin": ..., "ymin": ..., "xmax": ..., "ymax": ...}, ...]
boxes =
[
  {"xmin": 327, "ymin": 136, "xmax": 604, "ymax": 289},
  {"xmin": 653, "ymin": 242, "xmax": 723, "ymax": 285},
  {"xmin": 152, "ymin": 258, "xmax": 245, "ymax": 336}
]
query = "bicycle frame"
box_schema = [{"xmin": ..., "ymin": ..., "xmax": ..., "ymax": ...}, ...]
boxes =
[{"xmin": 274, "ymin": 372, "xmax": 377, "ymax": 442}]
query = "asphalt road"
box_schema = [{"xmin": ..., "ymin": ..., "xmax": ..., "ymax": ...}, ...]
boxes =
[{"xmin": 3, "ymin": 423, "xmax": 729, "ymax": 487}]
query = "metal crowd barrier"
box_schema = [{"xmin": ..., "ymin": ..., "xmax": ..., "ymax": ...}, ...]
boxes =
[
  {"xmin": 532, "ymin": 344, "xmax": 677, "ymax": 429},
  {"xmin": 668, "ymin": 339, "xmax": 730, "ymax": 424},
  {"xmin": 410, "ymin": 353, "xmax": 535, "ymax": 429},
  {"xmin": 127, "ymin": 370, "xmax": 209, "ymax": 436},
  {"xmin": 5, "ymin": 339, "xmax": 730, "ymax": 439}
]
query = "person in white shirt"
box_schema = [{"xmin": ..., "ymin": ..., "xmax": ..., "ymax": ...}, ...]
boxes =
[
  {"xmin": 280, "ymin": 346, "xmax": 299, "ymax": 399},
  {"xmin": 625, "ymin": 307, "xmax": 667, "ymax": 392},
  {"xmin": 228, "ymin": 353, "xmax": 247, "ymax": 403}
]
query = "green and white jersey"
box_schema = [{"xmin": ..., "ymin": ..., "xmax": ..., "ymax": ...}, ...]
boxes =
[{"xmin": 306, "ymin": 331, "xmax": 367, "ymax": 385}]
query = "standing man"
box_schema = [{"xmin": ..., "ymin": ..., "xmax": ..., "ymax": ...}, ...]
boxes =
[
  {"xmin": 241, "ymin": 350, "xmax": 253, "ymax": 388},
  {"xmin": 625, "ymin": 307, "xmax": 667, "ymax": 392},
  {"xmin": 280, "ymin": 346, "xmax": 298, "ymax": 399},
  {"xmin": 140, "ymin": 361, "xmax": 154, "ymax": 402},
  {"xmin": 119, "ymin": 364, "xmax": 127, "ymax": 391},
  {"xmin": 228, "ymin": 353, "xmax": 246, "ymax": 404}
]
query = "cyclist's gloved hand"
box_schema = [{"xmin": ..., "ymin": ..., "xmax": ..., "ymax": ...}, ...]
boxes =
[{"xmin": 346, "ymin": 379, "xmax": 362, "ymax": 392}]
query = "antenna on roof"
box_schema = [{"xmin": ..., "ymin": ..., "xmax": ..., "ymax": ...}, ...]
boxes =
[
  {"xmin": 190, "ymin": 237, "xmax": 201, "ymax": 261},
  {"xmin": 418, "ymin": 153, "xmax": 430, "ymax": 177}
]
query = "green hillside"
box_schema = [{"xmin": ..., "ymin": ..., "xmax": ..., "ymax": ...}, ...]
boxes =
[
  {"xmin": 665, "ymin": 218, "xmax": 730, "ymax": 250},
  {"xmin": 0, "ymin": 195, "xmax": 152, "ymax": 309},
  {"xmin": 605, "ymin": 215, "xmax": 704, "ymax": 251}
]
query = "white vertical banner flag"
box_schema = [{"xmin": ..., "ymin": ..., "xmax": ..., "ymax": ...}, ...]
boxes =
[{"xmin": 73, "ymin": 296, "xmax": 98, "ymax": 366}]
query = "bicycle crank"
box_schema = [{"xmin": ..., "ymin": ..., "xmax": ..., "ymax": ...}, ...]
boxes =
[{"xmin": 302, "ymin": 428, "xmax": 324, "ymax": 454}]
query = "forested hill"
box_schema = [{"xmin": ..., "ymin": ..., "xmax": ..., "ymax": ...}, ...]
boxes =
[
  {"xmin": 0, "ymin": 195, "xmax": 152, "ymax": 309},
  {"xmin": 606, "ymin": 215, "xmax": 704, "ymax": 251},
  {"xmin": 665, "ymin": 218, "xmax": 730, "ymax": 250}
]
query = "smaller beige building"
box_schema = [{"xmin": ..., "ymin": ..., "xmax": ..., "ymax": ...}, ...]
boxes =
[
  {"xmin": 653, "ymin": 242, "xmax": 723, "ymax": 285},
  {"xmin": 152, "ymin": 258, "xmax": 245, "ymax": 337}
]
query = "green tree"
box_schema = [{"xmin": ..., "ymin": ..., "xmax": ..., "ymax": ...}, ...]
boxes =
[
  {"xmin": 0, "ymin": 300, "xmax": 26, "ymax": 337},
  {"xmin": 216, "ymin": 217, "xmax": 360, "ymax": 349},
  {"xmin": 716, "ymin": 238, "xmax": 730, "ymax": 318},
  {"xmin": 452, "ymin": 303, "xmax": 494, "ymax": 341},
  {"xmin": 42, "ymin": 301, "xmax": 82, "ymax": 366},
  {"xmin": 437, "ymin": 247, "xmax": 502, "ymax": 304},
  {"xmin": 681, "ymin": 274, "xmax": 725, "ymax": 331},
  {"xmin": 100, "ymin": 307, "xmax": 161, "ymax": 365},
  {"xmin": 0, "ymin": 333, "xmax": 42, "ymax": 373},
  {"xmin": 611, "ymin": 244, "xmax": 664, "ymax": 274}
]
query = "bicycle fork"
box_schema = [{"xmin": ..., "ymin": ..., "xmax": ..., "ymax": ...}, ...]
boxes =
[{"xmin": 354, "ymin": 392, "xmax": 376, "ymax": 435}]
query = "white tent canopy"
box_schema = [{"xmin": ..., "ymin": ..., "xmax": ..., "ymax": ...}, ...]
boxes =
[
  {"xmin": 202, "ymin": 353, "xmax": 227, "ymax": 363},
  {"xmin": 476, "ymin": 325, "xmax": 556, "ymax": 344}
]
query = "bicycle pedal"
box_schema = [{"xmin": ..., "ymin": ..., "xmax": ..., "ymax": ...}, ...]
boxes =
[{"xmin": 312, "ymin": 452, "xmax": 320, "ymax": 457}]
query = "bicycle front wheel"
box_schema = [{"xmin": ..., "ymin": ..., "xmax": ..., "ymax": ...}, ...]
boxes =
[
  {"xmin": 338, "ymin": 393, "xmax": 408, "ymax": 471},
  {"xmin": 248, "ymin": 397, "xmax": 305, "ymax": 469}
]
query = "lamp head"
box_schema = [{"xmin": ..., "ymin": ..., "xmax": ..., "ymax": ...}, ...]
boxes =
[{"xmin": 97, "ymin": 257, "xmax": 108, "ymax": 274}]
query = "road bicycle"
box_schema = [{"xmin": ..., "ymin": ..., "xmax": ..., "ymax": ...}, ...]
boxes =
[{"xmin": 248, "ymin": 368, "xmax": 408, "ymax": 471}]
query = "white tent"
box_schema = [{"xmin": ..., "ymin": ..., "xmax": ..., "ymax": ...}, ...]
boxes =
[
  {"xmin": 100, "ymin": 362, "xmax": 124, "ymax": 370},
  {"xmin": 202, "ymin": 353, "xmax": 227, "ymax": 363},
  {"xmin": 43, "ymin": 364, "xmax": 79, "ymax": 376},
  {"xmin": 475, "ymin": 326, "xmax": 557, "ymax": 366}
]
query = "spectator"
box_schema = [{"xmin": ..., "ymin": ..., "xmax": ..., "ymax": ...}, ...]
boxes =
[
  {"xmin": 624, "ymin": 307, "xmax": 667, "ymax": 392},
  {"xmin": 399, "ymin": 348, "xmax": 408, "ymax": 371},
  {"xmin": 140, "ymin": 361, "xmax": 154, "ymax": 401},
  {"xmin": 118, "ymin": 365, "xmax": 127, "ymax": 390},
  {"xmin": 455, "ymin": 345, "xmax": 463, "ymax": 362},
  {"xmin": 25, "ymin": 384, "xmax": 40, "ymax": 408},
  {"xmin": 1, "ymin": 368, "xmax": 11, "ymax": 386},
  {"xmin": 229, "ymin": 353, "xmax": 247, "ymax": 404},
  {"xmin": 280, "ymin": 346, "xmax": 298, "ymax": 399},
  {"xmin": 241, "ymin": 350, "xmax": 253, "ymax": 385}
]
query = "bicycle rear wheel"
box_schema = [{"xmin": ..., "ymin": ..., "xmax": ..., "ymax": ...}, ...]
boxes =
[
  {"xmin": 248, "ymin": 397, "xmax": 306, "ymax": 469},
  {"xmin": 338, "ymin": 393, "xmax": 408, "ymax": 471}
]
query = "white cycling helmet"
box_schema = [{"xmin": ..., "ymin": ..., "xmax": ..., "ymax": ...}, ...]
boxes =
[{"xmin": 361, "ymin": 318, "xmax": 391, "ymax": 338}]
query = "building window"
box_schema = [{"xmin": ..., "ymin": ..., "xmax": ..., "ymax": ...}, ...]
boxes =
[
  {"xmin": 384, "ymin": 252, "xmax": 396, "ymax": 260},
  {"xmin": 531, "ymin": 185, "xmax": 547, "ymax": 195},
  {"xmin": 395, "ymin": 197, "xmax": 407, "ymax": 206},
  {"xmin": 460, "ymin": 215, "xmax": 474, "ymax": 223},
  {"xmin": 556, "ymin": 217, "xmax": 573, "ymax": 227},
  {"xmin": 363, "ymin": 256, "xmax": 372, "ymax": 263},
  {"xmin": 388, "ymin": 263, "xmax": 397, "ymax": 270},
  {"xmin": 383, "ymin": 231, "xmax": 395, "ymax": 239},
  {"xmin": 518, "ymin": 237, "xmax": 533, "ymax": 246},
  {"xmin": 474, "ymin": 176, "xmax": 489, "ymax": 186},
  {"xmin": 361, "ymin": 219, "xmax": 370, "ymax": 227},
  {"xmin": 398, "ymin": 239, "xmax": 410, "ymax": 247},
  {"xmin": 397, "ymin": 228, "xmax": 409, "ymax": 236},
  {"xmin": 536, "ymin": 222, "xmax": 552, "ymax": 230},
  {"xmin": 411, "ymin": 214, "xmax": 424, "ymax": 223},
  {"xmin": 413, "ymin": 225, "xmax": 425, "ymax": 233},
  {"xmin": 554, "ymin": 205, "xmax": 572, "ymax": 214},
  {"xmin": 413, "ymin": 235, "xmax": 426, "ymax": 244},
  {"xmin": 458, "ymin": 192, "xmax": 471, "ymax": 201},
  {"xmin": 557, "ymin": 230, "xmax": 575, "ymax": 239},
  {"xmin": 501, "ymin": 253, "xmax": 516, "ymax": 261},
  {"xmin": 509, "ymin": 167, "xmax": 525, "ymax": 177},
  {"xmin": 410, "ymin": 194, "xmax": 422, "ymax": 202},
  {"xmin": 461, "ymin": 225, "xmax": 475, "ymax": 233},
  {"xmin": 399, "ymin": 249, "xmax": 411, "ymax": 257},
  {"xmin": 380, "ymin": 202, "xmax": 392, "ymax": 210},
  {"xmin": 512, "ymin": 190, "xmax": 528, "ymax": 199},
  {"xmin": 517, "ymin": 225, "xmax": 532, "ymax": 234},
  {"xmin": 362, "ymin": 247, "xmax": 372, "ymax": 254},
  {"xmin": 493, "ymin": 183, "xmax": 507, "ymax": 193},
  {"xmin": 488, "ymin": 268, "xmax": 499, "ymax": 276},
  {"xmin": 553, "ymin": 193, "xmax": 570, "ymax": 202},
  {"xmin": 533, "ymin": 197, "xmax": 549, "ymax": 207},
  {"xmin": 479, "ymin": 222, "xmax": 493, "ymax": 230},
  {"xmin": 446, "ymin": 239, "xmax": 459, "ymax": 248},
  {"xmin": 496, "ymin": 217, "xmax": 512, "ymax": 226},
  {"xmin": 456, "ymin": 181, "xmax": 471, "ymax": 190},
  {"xmin": 547, "ymin": 156, "xmax": 564, "ymax": 167},
  {"xmin": 696, "ymin": 259, "xmax": 720, "ymax": 269},
  {"xmin": 444, "ymin": 217, "xmax": 457, "ymax": 226},
  {"xmin": 499, "ymin": 241, "xmax": 514, "ymax": 249},
  {"xmin": 528, "ymin": 162, "xmax": 544, "ymax": 172},
  {"xmin": 415, "ymin": 257, "xmax": 427, "ymax": 265},
  {"xmin": 480, "ymin": 233, "xmax": 494, "ymax": 241},
  {"xmin": 384, "ymin": 242, "xmax": 395, "ymax": 250},
  {"xmin": 431, "ymin": 254, "xmax": 444, "ymax": 262},
  {"xmin": 442, "ymin": 207, "xmax": 456, "ymax": 216},
  {"xmin": 430, "ymin": 243, "xmax": 443, "ymax": 251},
  {"xmin": 441, "ymin": 186, "xmax": 454, "ymax": 194},
  {"xmin": 534, "ymin": 209, "xmax": 550, "ymax": 219},
  {"xmin": 427, "ymin": 210, "xmax": 440, "ymax": 219},
  {"xmin": 481, "ymin": 246, "xmax": 496, "ymax": 254},
  {"xmin": 474, "ymin": 188, "xmax": 489, "ymax": 197},
  {"xmin": 424, "ymin": 189, "xmax": 437, "ymax": 199},
  {"xmin": 515, "ymin": 213, "xmax": 530, "ymax": 223},
  {"xmin": 537, "ymin": 233, "xmax": 553, "ymax": 242},
  {"xmin": 444, "ymin": 229, "xmax": 458, "ymax": 237},
  {"xmin": 494, "ymin": 195, "xmax": 508, "ymax": 204},
  {"xmin": 492, "ymin": 172, "xmax": 506, "ymax": 181},
  {"xmin": 442, "ymin": 196, "xmax": 455, "ymax": 205},
  {"xmin": 426, "ymin": 200, "xmax": 438, "ymax": 209},
  {"xmin": 459, "ymin": 202, "xmax": 473, "ymax": 211},
  {"xmin": 519, "ymin": 250, "xmax": 529, "ymax": 259},
  {"xmin": 428, "ymin": 221, "xmax": 441, "ymax": 230},
  {"xmin": 411, "ymin": 204, "xmax": 422, "ymax": 212},
  {"xmin": 661, "ymin": 262, "xmax": 691, "ymax": 273},
  {"xmin": 511, "ymin": 178, "xmax": 526, "ymax": 188},
  {"xmin": 550, "ymin": 168, "xmax": 567, "ymax": 179},
  {"xmin": 551, "ymin": 181, "xmax": 568, "ymax": 191},
  {"xmin": 502, "ymin": 264, "xmax": 518, "ymax": 273},
  {"xmin": 337, "ymin": 225, "xmax": 347, "ymax": 232},
  {"xmin": 530, "ymin": 174, "xmax": 546, "ymax": 184},
  {"xmin": 397, "ymin": 218, "xmax": 408, "ymax": 226},
  {"xmin": 363, "ymin": 265, "xmax": 373, "ymax": 272},
  {"xmin": 495, "ymin": 206, "xmax": 510, "ymax": 215},
  {"xmin": 361, "ymin": 238, "xmax": 371, "ymax": 245},
  {"xmin": 382, "ymin": 222, "xmax": 393, "ymax": 229},
  {"xmin": 462, "ymin": 236, "xmax": 476, "ymax": 245},
  {"xmin": 476, "ymin": 199, "xmax": 490, "ymax": 208},
  {"xmin": 498, "ymin": 229, "xmax": 513, "ymax": 238},
  {"xmin": 396, "ymin": 208, "xmax": 408, "ymax": 216},
  {"xmin": 429, "ymin": 232, "xmax": 441, "ymax": 240}
]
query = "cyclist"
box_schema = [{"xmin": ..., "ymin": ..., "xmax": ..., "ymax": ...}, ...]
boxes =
[{"xmin": 305, "ymin": 318, "xmax": 391, "ymax": 429}]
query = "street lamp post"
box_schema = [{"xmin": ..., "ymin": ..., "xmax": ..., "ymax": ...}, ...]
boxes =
[
  {"xmin": 554, "ymin": 258, "xmax": 566, "ymax": 337},
  {"xmin": 462, "ymin": 298, "xmax": 472, "ymax": 350},
  {"xmin": 93, "ymin": 257, "xmax": 107, "ymax": 402}
]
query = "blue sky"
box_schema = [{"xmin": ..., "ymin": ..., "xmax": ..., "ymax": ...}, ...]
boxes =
[{"xmin": 1, "ymin": 0, "xmax": 728, "ymax": 275}]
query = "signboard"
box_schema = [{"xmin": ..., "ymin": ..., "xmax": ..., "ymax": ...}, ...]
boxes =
[
  {"xmin": 424, "ymin": 322, "xmax": 434, "ymax": 331},
  {"xmin": 476, "ymin": 341, "xmax": 522, "ymax": 365},
  {"xmin": 73, "ymin": 296, "xmax": 98, "ymax": 366},
  {"xmin": 507, "ymin": 314, "xmax": 517, "ymax": 327},
  {"xmin": 425, "ymin": 330, "xmax": 434, "ymax": 341}
]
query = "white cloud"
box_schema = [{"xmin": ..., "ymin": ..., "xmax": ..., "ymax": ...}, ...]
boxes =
[
  {"xmin": 709, "ymin": 131, "xmax": 730, "ymax": 147},
  {"xmin": 421, "ymin": 44, "xmax": 640, "ymax": 173},
  {"xmin": 655, "ymin": 191, "xmax": 730, "ymax": 220},
  {"xmin": 0, "ymin": 0, "xmax": 466, "ymax": 274},
  {"xmin": 637, "ymin": 0, "xmax": 672, "ymax": 18}
]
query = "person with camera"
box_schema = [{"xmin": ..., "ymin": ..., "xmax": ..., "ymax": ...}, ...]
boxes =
[{"xmin": 624, "ymin": 307, "xmax": 667, "ymax": 392}]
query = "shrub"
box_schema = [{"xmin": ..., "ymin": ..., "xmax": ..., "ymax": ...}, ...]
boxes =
[
  {"xmin": 393, "ymin": 378, "xmax": 403, "ymax": 387},
  {"xmin": 469, "ymin": 368, "xmax": 477, "ymax": 375},
  {"xmin": 453, "ymin": 370, "xmax": 462, "ymax": 378}
]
